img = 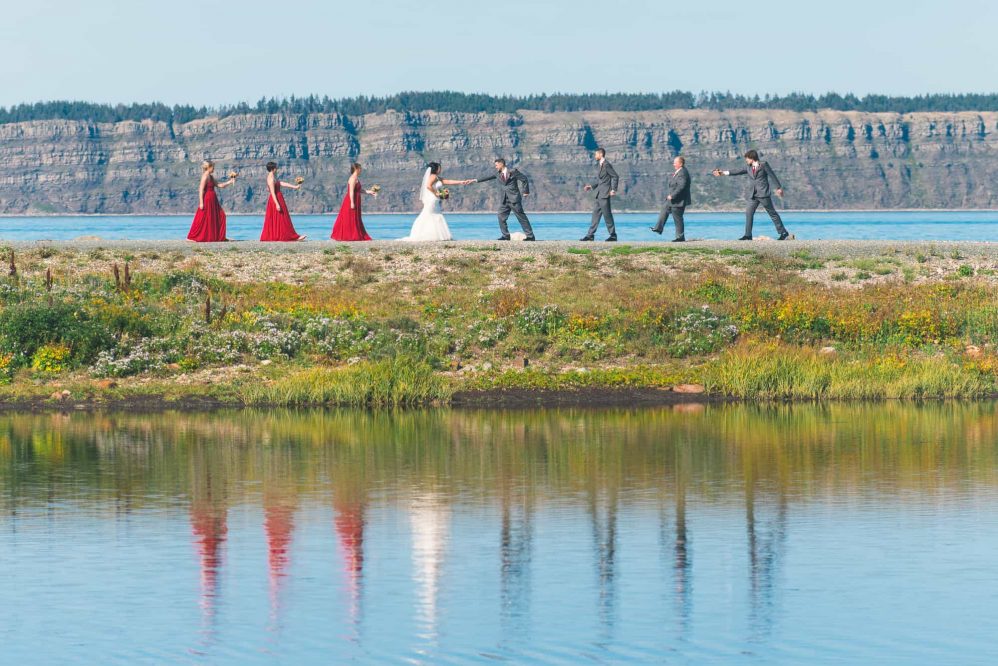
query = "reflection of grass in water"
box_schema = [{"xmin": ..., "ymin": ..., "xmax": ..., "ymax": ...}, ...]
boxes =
[{"xmin": 5, "ymin": 402, "xmax": 998, "ymax": 509}]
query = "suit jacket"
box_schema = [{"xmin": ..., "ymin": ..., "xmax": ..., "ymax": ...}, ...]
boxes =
[
  {"xmin": 668, "ymin": 166, "xmax": 692, "ymax": 207},
  {"xmin": 728, "ymin": 161, "xmax": 783, "ymax": 200},
  {"xmin": 476, "ymin": 168, "xmax": 529, "ymax": 204},
  {"xmin": 591, "ymin": 160, "xmax": 619, "ymax": 199}
]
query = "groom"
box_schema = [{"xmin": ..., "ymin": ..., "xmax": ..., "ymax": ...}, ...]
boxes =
[{"xmin": 471, "ymin": 158, "xmax": 535, "ymax": 241}]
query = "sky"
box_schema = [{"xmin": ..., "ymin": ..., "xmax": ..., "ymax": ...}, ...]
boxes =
[{"xmin": 1, "ymin": 0, "xmax": 996, "ymax": 108}]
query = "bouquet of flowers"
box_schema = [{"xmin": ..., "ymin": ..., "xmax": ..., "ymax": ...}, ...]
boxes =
[
  {"xmin": 295, "ymin": 176, "xmax": 305, "ymax": 185},
  {"xmin": 228, "ymin": 171, "xmax": 239, "ymax": 179},
  {"xmin": 370, "ymin": 185, "xmax": 382, "ymax": 194},
  {"xmin": 437, "ymin": 188, "xmax": 451, "ymax": 201}
]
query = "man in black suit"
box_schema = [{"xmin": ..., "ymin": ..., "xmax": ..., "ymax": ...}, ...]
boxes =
[
  {"xmin": 471, "ymin": 158, "xmax": 536, "ymax": 241},
  {"xmin": 650, "ymin": 156, "xmax": 692, "ymax": 242},
  {"xmin": 713, "ymin": 149, "xmax": 791, "ymax": 240},
  {"xmin": 581, "ymin": 147, "xmax": 619, "ymax": 242}
]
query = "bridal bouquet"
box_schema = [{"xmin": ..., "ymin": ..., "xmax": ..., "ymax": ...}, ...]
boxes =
[
  {"xmin": 437, "ymin": 188, "xmax": 451, "ymax": 200},
  {"xmin": 295, "ymin": 176, "xmax": 305, "ymax": 185},
  {"xmin": 370, "ymin": 185, "xmax": 382, "ymax": 194},
  {"xmin": 228, "ymin": 171, "xmax": 239, "ymax": 179}
]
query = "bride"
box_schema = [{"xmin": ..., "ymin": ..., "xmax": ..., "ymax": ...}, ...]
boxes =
[{"xmin": 399, "ymin": 162, "xmax": 472, "ymax": 241}]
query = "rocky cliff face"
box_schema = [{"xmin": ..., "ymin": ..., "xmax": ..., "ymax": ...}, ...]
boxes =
[{"xmin": 1, "ymin": 108, "xmax": 996, "ymax": 214}]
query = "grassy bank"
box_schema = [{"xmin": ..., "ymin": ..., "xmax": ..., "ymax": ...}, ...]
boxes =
[{"xmin": 2, "ymin": 240, "xmax": 998, "ymax": 407}]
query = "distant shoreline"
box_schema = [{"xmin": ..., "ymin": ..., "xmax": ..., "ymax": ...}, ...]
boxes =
[{"xmin": 0, "ymin": 208, "xmax": 995, "ymax": 218}]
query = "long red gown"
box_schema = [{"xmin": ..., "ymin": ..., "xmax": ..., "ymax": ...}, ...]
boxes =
[
  {"xmin": 331, "ymin": 180, "xmax": 372, "ymax": 241},
  {"xmin": 260, "ymin": 181, "xmax": 303, "ymax": 241},
  {"xmin": 187, "ymin": 177, "xmax": 227, "ymax": 242}
]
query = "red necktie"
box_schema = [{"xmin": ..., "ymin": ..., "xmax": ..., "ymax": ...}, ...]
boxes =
[{"xmin": 752, "ymin": 165, "xmax": 757, "ymax": 176}]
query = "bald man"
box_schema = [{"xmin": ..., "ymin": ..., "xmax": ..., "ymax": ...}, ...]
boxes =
[{"xmin": 650, "ymin": 156, "xmax": 691, "ymax": 242}]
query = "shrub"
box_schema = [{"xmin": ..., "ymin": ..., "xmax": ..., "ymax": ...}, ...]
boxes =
[
  {"xmin": 0, "ymin": 302, "xmax": 114, "ymax": 366},
  {"xmin": 0, "ymin": 353, "xmax": 14, "ymax": 384},
  {"xmin": 662, "ymin": 306, "xmax": 739, "ymax": 357},
  {"xmin": 31, "ymin": 344, "xmax": 71, "ymax": 373},
  {"xmin": 515, "ymin": 305, "xmax": 565, "ymax": 335}
]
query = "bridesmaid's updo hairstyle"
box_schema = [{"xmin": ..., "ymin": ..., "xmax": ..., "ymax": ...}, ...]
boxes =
[
  {"xmin": 427, "ymin": 162, "xmax": 441, "ymax": 175},
  {"xmin": 266, "ymin": 162, "xmax": 278, "ymax": 173},
  {"xmin": 350, "ymin": 162, "xmax": 362, "ymax": 174},
  {"xmin": 201, "ymin": 160, "xmax": 214, "ymax": 172}
]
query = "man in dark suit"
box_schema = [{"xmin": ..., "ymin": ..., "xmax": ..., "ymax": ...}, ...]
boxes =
[
  {"xmin": 650, "ymin": 156, "xmax": 692, "ymax": 242},
  {"xmin": 471, "ymin": 158, "xmax": 535, "ymax": 241},
  {"xmin": 713, "ymin": 149, "xmax": 791, "ymax": 240},
  {"xmin": 581, "ymin": 147, "xmax": 619, "ymax": 242}
]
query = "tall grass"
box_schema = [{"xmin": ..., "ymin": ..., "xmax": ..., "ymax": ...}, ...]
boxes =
[
  {"xmin": 700, "ymin": 342, "xmax": 991, "ymax": 400},
  {"xmin": 244, "ymin": 357, "xmax": 451, "ymax": 407}
]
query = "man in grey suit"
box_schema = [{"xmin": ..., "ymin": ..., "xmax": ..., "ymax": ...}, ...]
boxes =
[
  {"xmin": 650, "ymin": 156, "xmax": 692, "ymax": 242},
  {"xmin": 713, "ymin": 149, "xmax": 791, "ymax": 240},
  {"xmin": 581, "ymin": 147, "xmax": 619, "ymax": 242},
  {"xmin": 472, "ymin": 158, "xmax": 536, "ymax": 241}
]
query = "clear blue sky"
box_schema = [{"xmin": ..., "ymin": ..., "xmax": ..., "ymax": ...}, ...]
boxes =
[{"xmin": 2, "ymin": 0, "xmax": 995, "ymax": 107}]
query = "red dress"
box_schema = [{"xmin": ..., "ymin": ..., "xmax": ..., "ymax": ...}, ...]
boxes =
[
  {"xmin": 260, "ymin": 181, "xmax": 303, "ymax": 241},
  {"xmin": 331, "ymin": 180, "xmax": 372, "ymax": 241},
  {"xmin": 187, "ymin": 177, "xmax": 227, "ymax": 242}
]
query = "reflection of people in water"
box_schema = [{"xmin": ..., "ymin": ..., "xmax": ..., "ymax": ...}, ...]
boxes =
[
  {"xmin": 410, "ymin": 492, "xmax": 450, "ymax": 639},
  {"xmin": 264, "ymin": 492, "xmax": 297, "ymax": 627},
  {"xmin": 745, "ymin": 482, "xmax": 788, "ymax": 639},
  {"xmin": 334, "ymin": 496, "xmax": 365, "ymax": 631},
  {"xmin": 588, "ymin": 486, "xmax": 619, "ymax": 635},
  {"xmin": 190, "ymin": 468, "xmax": 228, "ymax": 635},
  {"xmin": 499, "ymin": 481, "xmax": 533, "ymax": 633}
]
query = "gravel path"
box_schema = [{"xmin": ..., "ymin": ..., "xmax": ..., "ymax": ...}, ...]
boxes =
[{"xmin": 6, "ymin": 238, "xmax": 998, "ymax": 259}]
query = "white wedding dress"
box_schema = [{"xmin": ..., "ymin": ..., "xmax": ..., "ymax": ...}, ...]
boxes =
[{"xmin": 399, "ymin": 169, "xmax": 453, "ymax": 241}]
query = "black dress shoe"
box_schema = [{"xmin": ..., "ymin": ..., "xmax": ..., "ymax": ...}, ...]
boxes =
[
  {"xmin": 777, "ymin": 232, "xmax": 790, "ymax": 241},
  {"xmin": 605, "ymin": 236, "xmax": 617, "ymax": 242},
  {"xmin": 580, "ymin": 236, "xmax": 594, "ymax": 242},
  {"xmin": 672, "ymin": 236, "xmax": 685, "ymax": 243},
  {"xmin": 738, "ymin": 235, "xmax": 753, "ymax": 241},
  {"xmin": 649, "ymin": 226, "xmax": 663, "ymax": 235},
  {"xmin": 497, "ymin": 236, "xmax": 511, "ymax": 241},
  {"xmin": 524, "ymin": 236, "xmax": 536, "ymax": 242}
]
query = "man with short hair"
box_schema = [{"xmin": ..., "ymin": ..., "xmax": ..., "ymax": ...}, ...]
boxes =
[
  {"xmin": 581, "ymin": 147, "xmax": 619, "ymax": 242},
  {"xmin": 650, "ymin": 156, "xmax": 691, "ymax": 242},
  {"xmin": 713, "ymin": 150, "xmax": 791, "ymax": 240},
  {"xmin": 471, "ymin": 158, "xmax": 535, "ymax": 241}
]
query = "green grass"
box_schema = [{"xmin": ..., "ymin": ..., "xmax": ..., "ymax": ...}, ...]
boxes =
[
  {"xmin": 242, "ymin": 357, "xmax": 450, "ymax": 407},
  {"xmin": 699, "ymin": 344, "xmax": 989, "ymax": 400}
]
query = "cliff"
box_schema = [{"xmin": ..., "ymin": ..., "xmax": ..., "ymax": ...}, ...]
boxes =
[{"xmin": 1, "ymin": 108, "xmax": 996, "ymax": 214}]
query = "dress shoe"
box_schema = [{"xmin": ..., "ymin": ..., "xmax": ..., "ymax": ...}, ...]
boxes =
[
  {"xmin": 605, "ymin": 236, "xmax": 617, "ymax": 242},
  {"xmin": 671, "ymin": 236, "xmax": 685, "ymax": 243},
  {"xmin": 738, "ymin": 235, "xmax": 753, "ymax": 241},
  {"xmin": 579, "ymin": 236, "xmax": 594, "ymax": 242},
  {"xmin": 497, "ymin": 236, "xmax": 511, "ymax": 241},
  {"xmin": 777, "ymin": 232, "xmax": 790, "ymax": 241},
  {"xmin": 649, "ymin": 226, "xmax": 663, "ymax": 235},
  {"xmin": 524, "ymin": 236, "xmax": 536, "ymax": 242}
]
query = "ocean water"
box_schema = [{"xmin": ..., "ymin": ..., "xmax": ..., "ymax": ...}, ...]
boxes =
[
  {"xmin": 2, "ymin": 210, "xmax": 998, "ymax": 242},
  {"xmin": 3, "ymin": 404, "xmax": 998, "ymax": 664}
]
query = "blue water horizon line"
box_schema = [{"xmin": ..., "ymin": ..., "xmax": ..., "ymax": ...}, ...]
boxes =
[{"xmin": 3, "ymin": 210, "xmax": 998, "ymax": 242}]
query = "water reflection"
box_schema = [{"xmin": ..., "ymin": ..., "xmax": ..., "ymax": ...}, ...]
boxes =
[{"xmin": 4, "ymin": 404, "xmax": 998, "ymax": 663}]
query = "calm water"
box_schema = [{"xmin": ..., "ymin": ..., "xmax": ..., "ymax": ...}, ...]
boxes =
[
  {"xmin": 3, "ymin": 404, "xmax": 998, "ymax": 664},
  {"xmin": 4, "ymin": 211, "xmax": 998, "ymax": 242}
]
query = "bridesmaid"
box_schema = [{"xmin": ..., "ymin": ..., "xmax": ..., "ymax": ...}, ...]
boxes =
[
  {"xmin": 331, "ymin": 163, "xmax": 378, "ymax": 241},
  {"xmin": 260, "ymin": 162, "xmax": 307, "ymax": 242},
  {"xmin": 187, "ymin": 161, "xmax": 237, "ymax": 242}
]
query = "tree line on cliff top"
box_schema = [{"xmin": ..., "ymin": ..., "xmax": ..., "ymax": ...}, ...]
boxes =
[{"xmin": 3, "ymin": 91, "xmax": 998, "ymax": 125}]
